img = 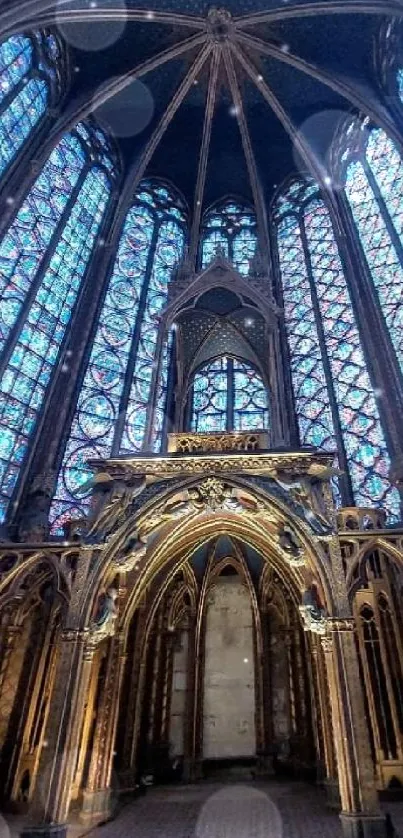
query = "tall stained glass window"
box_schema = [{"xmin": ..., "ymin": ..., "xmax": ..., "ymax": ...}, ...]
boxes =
[
  {"xmin": 200, "ymin": 201, "xmax": 257, "ymax": 275},
  {"xmin": 344, "ymin": 124, "xmax": 403, "ymax": 373},
  {"xmin": 0, "ymin": 123, "xmax": 115, "ymax": 523},
  {"xmin": 50, "ymin": 181, "xmax": 186, "ymax": 532},
  {"xmin": 275, "ymin": 179, "xmax": 399, "ymax": 518},
  {"xmin": 0, "ymin": 32, "xmax": 62, "ymax": 176},
  {"xmin": 190, "ymin": 356, "xmax": 269, "ymax": 433}
]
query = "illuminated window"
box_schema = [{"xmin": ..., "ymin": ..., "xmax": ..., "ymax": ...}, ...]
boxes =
[
  {"xmin": 200, "ymin": 201, "xmax": 257, "ymax": 275},
  {"xmin": 0, "ymin": 124, "xmax": 114, "ymax": 523},
  {"xmin": 0, "ymin": 32, "xmax": 61, "ymax": 176},
  {"xmin": 190, "ymin": 356, "xmax": 269, "ymax": 433},
  {"xmin": 50, "ymin": 181, "xmax": 186, "ymax": 532},
  {"xmin": 275, "ymin": 179, "xmax": 399, "ymax": 518}
]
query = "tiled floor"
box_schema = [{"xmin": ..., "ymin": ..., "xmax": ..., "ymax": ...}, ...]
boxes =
[{"xmin": 3, "ymin": 782, "xmax": 403, "ymax": 837}]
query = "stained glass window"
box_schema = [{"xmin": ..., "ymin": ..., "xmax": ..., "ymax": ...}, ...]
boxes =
[
  {"xmin": 190, "ymin": 356, "xmax": 269, "ymax": 433},
  {"xmin": 275, "ymin": 181, "xmax": 400, "ymax": 518},
  {"xmin": 345, "ymin": 129, "xmax": 403, "ymax": 372},
  {"xmin": 50, "ymin": 182, "xmax": 186, "ymax": 532},
  {"xmin": 0, "ymin": 32, "xmax": 61, "ymax": 176},
  {"xmin": 0, "ymin": 123, "xmax": 114, "ymax": 523},
  {"xmin": 200, "ymin": 201, "xmax": 257, "ymax": 275}
]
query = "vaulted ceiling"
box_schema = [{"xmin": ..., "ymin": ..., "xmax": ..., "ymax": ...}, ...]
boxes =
[{"xmin": 6, "ymin": 0, "xmax": 402, "ymax": 211}]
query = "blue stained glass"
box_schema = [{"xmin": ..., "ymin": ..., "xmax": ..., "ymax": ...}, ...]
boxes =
[
  {"xmin": 0, "ymin": 33, "xmax": 61, "ymax": 177},
  {"xmin": 0, "ymin": 35, "xmax": 32, "ymax": 101},
  {"xmin": 120, "ymin": 216, "xmax": 185, "ymax": 453},
  {"xmin": 303, "ymin": 199, "xmax": 399, "ymax": 518},
  {"xmin": 0, "ymin": 134, "xmax": 85, "ymax": 351},
  {"xmin": 201, "ymin": 201, "xmax": 257, "ymax": 275},
  {"xmin": 191, "ymin": 356, "xmax": 269, "ymax": 433},
  {"xmin": 276, "ymin": 212, "xmax": 336, "ymax": 452},
  {"xmin": 345, "ymin": 158, "xmax": 403, "ymax": 372},
  {"xmin": 50, "ymin": 182, "xmax": 186, "ymax": 533},
  {"xmin": 0, "ymin": 132, "xmax": 112, "ymax": 522},
  {"xmin": 0, "ymin": 77, "xmax": 48, "ymax": 175},
  {"xmin": 49, "ymin": 203, "xmax": 155, "ymax": 531}
]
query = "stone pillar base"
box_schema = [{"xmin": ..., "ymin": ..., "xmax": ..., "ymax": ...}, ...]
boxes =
[
  {"xmin": 20, "ymin": 826, "xmax": 67, "ymax": 838},
  {"xmin": 324, "ymin": 777, "xmax": 341, "ymax": 809},
  {"xmin": 340, "ymin": 813, "xmax": 387, "ymax": 838},
  {"xmin": 79, "ymin": 788, "xmax": 113, "ymax": 825}
]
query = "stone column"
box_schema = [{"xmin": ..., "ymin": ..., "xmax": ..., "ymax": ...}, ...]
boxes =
[
  {"xmin": 21, "ymin": 630, "xmax": 96, "ymax": 838},
  {"xmin": 80, "ymin": 633, "xmax": 126, "ymax": 824},
  {"xmin": 321, "ymin": 621, "xmax": 386, "ymax": 838},
  {"xmin": 311, "ymin": 636, "xmax": 339, "ymax": 806}
]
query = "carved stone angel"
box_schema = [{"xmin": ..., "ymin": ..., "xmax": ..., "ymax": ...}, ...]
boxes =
[{"xmin": 86, "ymin": 475, "xmax": 147, "ymax": 541}]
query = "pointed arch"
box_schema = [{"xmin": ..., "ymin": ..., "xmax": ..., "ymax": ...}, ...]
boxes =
[{"xmin": 199, "ymin": 198, "xmax": 257, "ymax": 275}]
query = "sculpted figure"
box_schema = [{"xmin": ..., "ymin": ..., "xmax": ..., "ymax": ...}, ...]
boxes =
[
  {"xmin": 87, "ymin": 475, "xmax": 147, "ymax": 540},
  {"xmin": 93, "ymin": 585, "xmax": 119, "ymax": 631}
]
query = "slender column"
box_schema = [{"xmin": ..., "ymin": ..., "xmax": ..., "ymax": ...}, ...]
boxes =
[
  {"xmin": 0, "ymin": 624, "xmax": 23, "ymax": 751},
  {"xmin": 183, "ymin": 620, "xmax": 197, "ymax": 781},
  {"xmin": 311, "ymin": 636, "xmax": 339, "ymax": 804},
  {"xmin": 321, "ymin": 622, "xmax": 387, "ymax": 838},
  {"xmin": 21, "ymin": 630, "xmax": 96, "ymax": 838},
  {"xmin": 80, "ymin": 633, "xmax": 127, "ymax": 824}
]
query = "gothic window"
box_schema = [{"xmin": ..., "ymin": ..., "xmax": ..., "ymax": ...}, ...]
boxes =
[
  {"xmin": 344, "ymin": 124, "xmax": 403, "ymax": 374},
  {"xmin": 50, "ymin": 181, "xmax": 186, "ymax": 533},
  {"xmin": 0, "ymin": 123, "xmax": 115, "ymax": 524},
  {"xmin": 190, "ymin": 356, "xmax": 269, "ymax": 433},
  {"xmin": 200, "ymin": 201, "xmax": 257, "ymax": 275},
  {"xmin": 0, "ymin": 32, "xmax": 62, "ymax": 177},
  {"xmin": 274, "ymin": 179, "xmax": 399, "ymax": 518}
]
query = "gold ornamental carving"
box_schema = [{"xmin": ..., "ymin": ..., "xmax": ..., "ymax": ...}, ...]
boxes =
[{"xmin": 167, "ymin": 431, "xmax": 269, "ymax": 454}]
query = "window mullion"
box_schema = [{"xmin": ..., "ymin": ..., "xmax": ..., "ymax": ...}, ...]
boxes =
[
  {"xmin": 0, "ymin": 163, "xmax": 89, "ymax": 379},
  {"xmin": 299, "ymin": 216, "xmax": 354, "ymax": 506},
  {"xmin": 227, "ymin": 357, "xmax": 234, "ymax": 431},
  {"xmin": 111, "ymin": 220, "xmax": 160, "ymax": 456}
]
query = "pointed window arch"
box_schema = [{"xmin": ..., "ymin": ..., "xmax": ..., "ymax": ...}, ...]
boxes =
[
  {"xmin": 200, "ymin": 200, "xmax": 257, "ymax": 275},
  {"xmin": 0, "ymin": 32, "xmax": 62, "ymax": 177},
  {"xmin": 50, "ymin": 180, "xmax": 187, "ymax": 533},
  {"xmin": 274, "ymin": 179, "xmax": 399, "ymax": 519},
  {"xmin": 0, "ymin": 123, "xmax": 115, "ymax": 523},
  {"xmin": 343, "ymin": 123, "xmax": 403, "ymax": 373},
  {"xmin": 190, "ymin": 356, "xmax": 269, "ymax": 433}
]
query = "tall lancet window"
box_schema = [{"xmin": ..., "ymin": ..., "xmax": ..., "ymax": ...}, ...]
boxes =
[
  {"xmin": 190, "ymin": 356, "xmax": 269, "ymax": 433},
  {"xmin": 343, "ymin": 121, "xmax": 403, "ymax": 374},
  {"xmin": 0, "ymin": 32, "xmax": 62, "ymax": 177},
  {"xmin": 50, "ymin": 181, "xmax": 186, "ymax": 533},
  {"xmin": 200, "ymin": 201, "xmax": 257, "ymax": 275},
  {"xmin": 0, "ymin": 123, "xmax": 114, "ymax": 523},
  {"xmin": 274, "ymin": 179, "xmax": 399, "ymax": 519}
]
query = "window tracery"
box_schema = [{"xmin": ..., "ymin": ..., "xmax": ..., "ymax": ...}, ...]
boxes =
[
  {"xmin": 200, "ymin": 201, "xmax": 257, "ymax": 275},
  {"xmin": 190, "ymin": 356, "xmax": 269, "ymax": 434},
  {"xmin": 0, "ymin": 123, "xmax": 115, "ymax": 524},
  {"xmin": 50, "ymin": 181, "xmax": 186, "ymax": 532},
  {"xmin": 274, "ymin": 180, "xmax": 399, "ymax": 518},
  {"xmin": 0, "ymin": 32, "xmax": 62, "ymax": 177}
]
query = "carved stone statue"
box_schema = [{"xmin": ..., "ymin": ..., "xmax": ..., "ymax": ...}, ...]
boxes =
[
  {"xmin": 93, "ymin": 585, "xmax": 119, "ymax": 633},
  {"xmin": 273, "ymin": 472, "xmax": 331, "ymax": 535},
  {"xmin": 299, "ymin": 584, "xmax": 327, "ymax": 634},
  {"xmin": 278, "ymin": 523, "xmax": 303, "ymax": 559}
]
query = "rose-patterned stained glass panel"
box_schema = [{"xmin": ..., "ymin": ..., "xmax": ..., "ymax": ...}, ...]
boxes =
[
  {"xmin": 49, "ymin": 203, "xmax": 155, "ymax": 532},
  {"xmin": 0, "ymin": 33, "xmax": 60, "ymax": 176},
  {"xmin": 200, "ymin": 201, "xmax": 257, "ymax": 275},
  {"xmin": 303, "ymin": 199, "xmax": 399, "ymax": 518},
  {"xmin": 233, "ymin": 360, "xmax": 269, "ymax": 431},
  {"xmin": 0, "ymin": 127, "xmax": 112, "ymax": 523},
  {"xmin": 120, "ymin": 216, "xmax": 186, "ymax": 454},
  {"xmin": 345, "ymin": 160, "xmax": 403, "ymax": 372},
  {"xmin": 276, "ymin": 213, "xmax": 336, "ymax": 452},
  {"xmin": 191, "ymin": 357, "xmax": 228, "ymax": 433},
  {"xmin": 0, "ymin": 133, "xmax": 86, "ymax": 351}
]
